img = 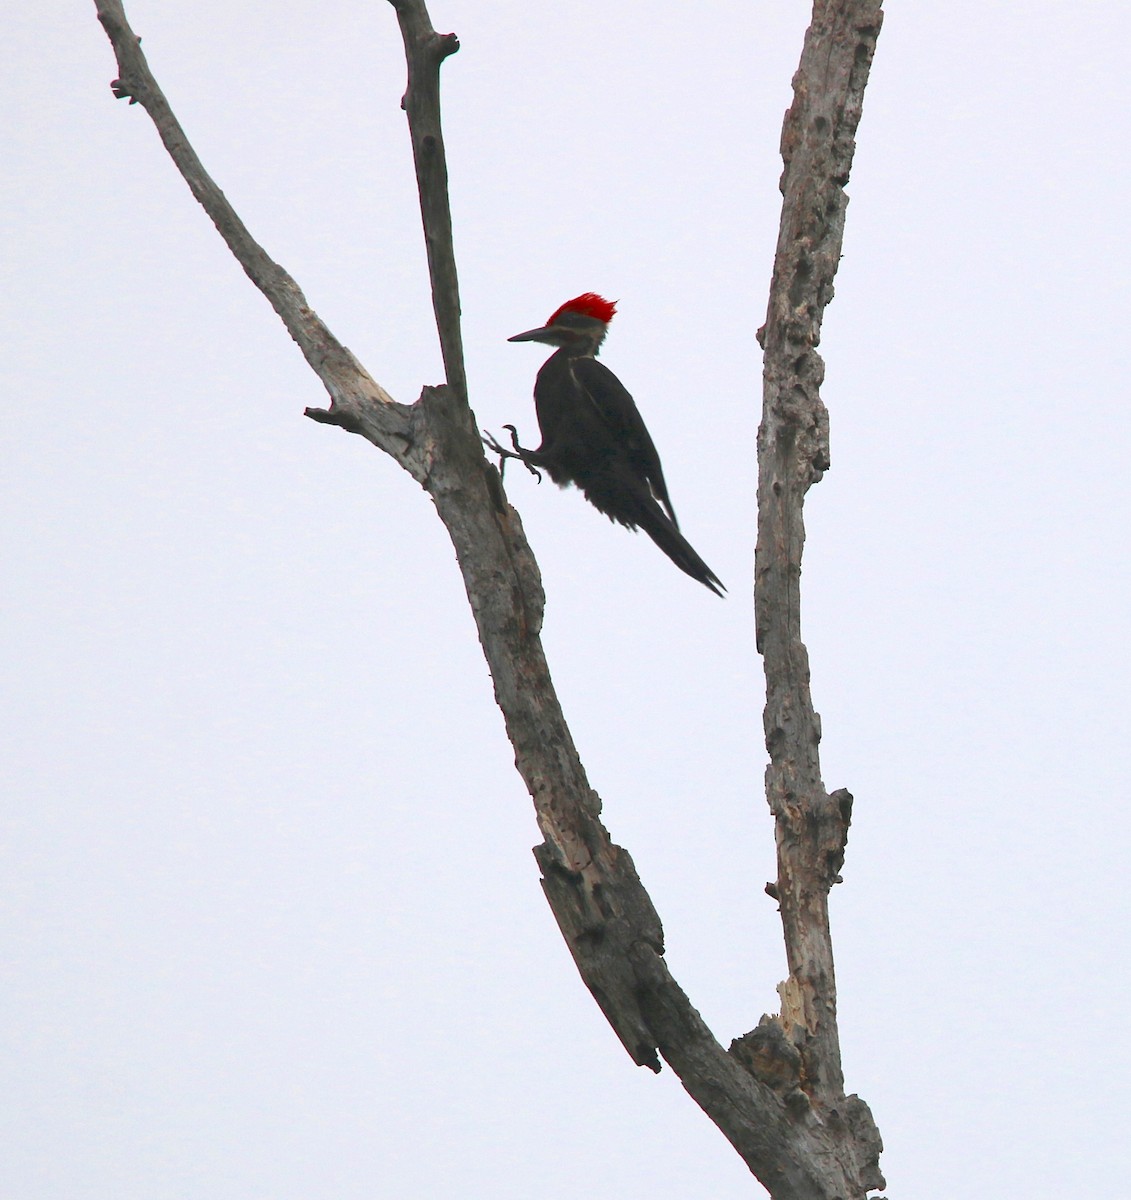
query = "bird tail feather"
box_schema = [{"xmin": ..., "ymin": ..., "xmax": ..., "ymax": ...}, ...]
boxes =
[{"xmin": 634, "ymin": 499, "xmax": 725, "ymax": 597}]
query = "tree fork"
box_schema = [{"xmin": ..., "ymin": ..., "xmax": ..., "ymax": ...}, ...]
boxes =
[{"xmin": 95, "ymin": 0, "xmax": 887, "ymax": 1193}]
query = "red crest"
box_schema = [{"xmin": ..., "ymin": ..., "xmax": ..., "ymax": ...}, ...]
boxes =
[{"xmin": 547, "ymin": 292, "xmax": 618, "ymax": 326}]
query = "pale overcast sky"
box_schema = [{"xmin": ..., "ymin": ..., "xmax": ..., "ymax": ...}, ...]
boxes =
[{"xmin": 5, "ymin": 3, "xmax": 1130, "ymax": 1197}]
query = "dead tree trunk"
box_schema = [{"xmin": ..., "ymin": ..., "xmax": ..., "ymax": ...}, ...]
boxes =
[
  {"xmin": 94, "ymin": 0, "xmax": 885, "ymax": 1194},
  {"xmin": 754, "ymin": 0, "xmax": 885, "ymax": 1116}
]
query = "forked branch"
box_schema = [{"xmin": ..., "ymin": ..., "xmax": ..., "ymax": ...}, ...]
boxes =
[{"xmin": 94, "ymin": 0, "xmax": 885, "ymax": 1194}]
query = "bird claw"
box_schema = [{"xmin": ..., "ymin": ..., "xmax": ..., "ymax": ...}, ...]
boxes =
[{"xmin": 482, "ymin": 426, "xmax": 542, "ymax": 483}]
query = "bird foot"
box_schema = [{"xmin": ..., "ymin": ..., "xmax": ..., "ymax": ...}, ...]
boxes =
[{"xmin": 482, "ymin": 425, "xmax": 543, "ymax": 483}]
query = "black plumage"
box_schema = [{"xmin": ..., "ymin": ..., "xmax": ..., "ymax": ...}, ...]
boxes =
[{"xmin": 486, "ymin": 295, "xmax": 724, "ymax": 596}]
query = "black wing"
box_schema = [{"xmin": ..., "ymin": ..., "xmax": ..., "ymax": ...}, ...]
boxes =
[{"xmin": 572, "ymin": 357, "xmax": 679, "ymax": 528}]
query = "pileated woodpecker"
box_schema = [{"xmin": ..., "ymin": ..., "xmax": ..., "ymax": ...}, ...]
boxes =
[{"xmin": 484, "ymin": 293, "xmax": 724, "ymax": 596}]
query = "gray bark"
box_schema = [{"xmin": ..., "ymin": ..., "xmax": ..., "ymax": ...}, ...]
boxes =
[
  {"xmin": 755, "ymin": 0, "xmax": 885, "ymax": 1118},
  {"xmin": 94, "ymin": 0, "xmax": 886, "ymax": 1194}
]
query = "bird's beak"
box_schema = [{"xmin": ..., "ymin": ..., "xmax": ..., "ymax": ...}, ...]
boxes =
[{"xmin": 507, "ymin": 324, "xmax": 555, "ymax": 344}]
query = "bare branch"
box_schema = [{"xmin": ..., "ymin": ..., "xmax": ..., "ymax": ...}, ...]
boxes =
[
  {"xmin": 93, "ymin": 0, "xmax": 415, "ymax": 468},
  {"xmin": 388, "ymin": 0, "xmax": 466, "ymax": 403}
]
